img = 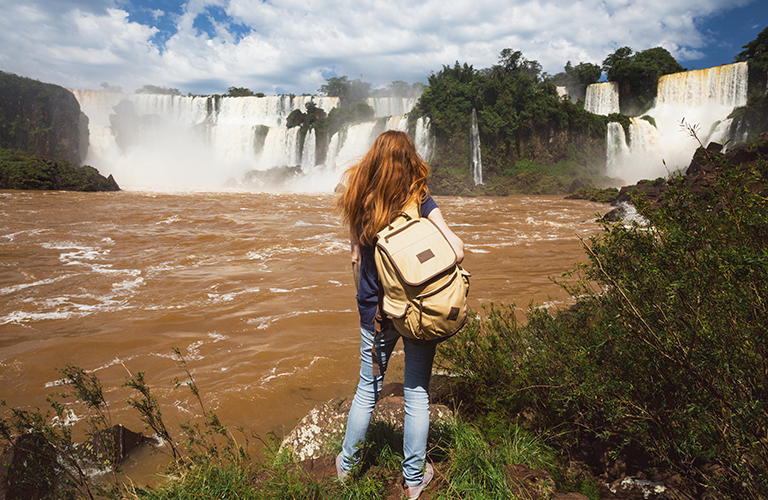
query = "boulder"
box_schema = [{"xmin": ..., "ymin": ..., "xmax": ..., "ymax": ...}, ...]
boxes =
[
  {"xmin": 280, "ymin": 382, "xmax": 455, "ymax": 461},
  {"xmin": 78, "ymin": 424, "xmax": 150, "ymax": 465},
  {"xmin": 0, "ymin": 425, "xmax": 149, "ymax": 500},
  {"xmin": 0, "ymin": 433, "xmax": 57, "ymax": 500}
]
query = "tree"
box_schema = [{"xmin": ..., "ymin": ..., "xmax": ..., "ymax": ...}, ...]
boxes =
[
  {"xmin": 227, "ymin": 86, "xmax": 255, "ymax": 97},
  {"xmin": 735, "ymin": 25, "xmax": 768, "ymax": 72},
  {"xmin": 135, "ymin": 84, "xmax": 181, "ymax": 96},
  {"xmin": 549, "ymin": 61, "xmax": 602, "ymax": 101},
  {"xmin": 318, "ymin": 76, "xmax": 371, "ymax": 106},
  {"xmin": 736, "ymin": 25, "xmax": 768, "ymax": 93},
  {"xmin": 734, "ymin": 26, "xmax": 768, "ymax": 129},
  {"xmin": 499, "ymin": 49, "xmax": 524, "ymax": 73},
  {"xmin": 634, "ymin": 47, "xmax": 686, "ymax": 76},
  {"xmin": 602, "ymin": 46, "xmax": 685, "ymax": 112},
  {"xmin": 601, "ymin": 46, "xmax": 634, "ymax": 81},
  {"xmin": 494, "ymin": 49, "xmax": 543, "ymax": 83},
  {"xmin": 99, "ymin": 82, "xmax": 122, "ymax": 93},
  {"xmin": 572, "ymin": 62, "xmax": 601, "ymax": 87},
  {"xmin": 319, "ymin": 76, "xmax": 349, "ymax": 98}
]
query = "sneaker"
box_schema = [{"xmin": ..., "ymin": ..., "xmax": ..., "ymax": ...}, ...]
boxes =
[
  {"xmin": 335, "ymin": 452, "xmax": 348, "ymax": 480},
  {"xmin": 403, "ymin": 462, "xmax": 434, "ymax": 499}
]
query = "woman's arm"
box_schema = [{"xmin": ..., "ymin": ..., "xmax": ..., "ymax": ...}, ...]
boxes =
[
  {"xmin": 350, "ymin": 230, "xmax": 361, "ymax": 292},
  {"xmin": 427, "ymin": 208, "xmax": 465, "ymax": 264}
]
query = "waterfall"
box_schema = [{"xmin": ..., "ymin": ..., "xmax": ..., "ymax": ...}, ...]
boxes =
[
  {"xmin": 584, "ymin": 82, "xmax": 620, "ymax": 115},
  {"xmin": 70, "ymin": 89, "xmax": 432, "ymax": 191},
  {"xmin": 415, "ymin": 117, "xmax": 433, "ymax": 161},
  {"xmin": 470, "ymin": 108, "xmax": 483, "ymax": 185},
  {"xmin": 606, "ymin": 122, "xmax": 630, "ymax": 179},
  {"xmin": 385, "ymin": 115, "xmax": 409, "ymax": 132},
  {"xmin": 656, "ymin": 62, "xmax": 748, "ymax": 109},
  {"xmin": 325, "ymin": 122, "xmax": 379, "ymax": 172},
  {"xmin": 597, "ymin": 62, "xmax": 749, "ymax": 184},
  {"xmin": 70, "ymin": 89, "xmax": 404, "ymax": 190},
  {"xmin": 606, "ymin": 118, "xmax": 671, "ymax": 183},
  {"xmin": 301, "ymin": 129, "xmax": 316, "ymax": 171},
  {"xmin": 367, "ymin": 97, "xmax": 418, "ymax": 118}
]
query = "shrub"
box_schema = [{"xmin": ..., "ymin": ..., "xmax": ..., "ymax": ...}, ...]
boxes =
[{"xmin": 438, "ymin": 147, "xmax": 768, "ymax": 498}]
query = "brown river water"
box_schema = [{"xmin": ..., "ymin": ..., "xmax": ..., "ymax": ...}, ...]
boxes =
[{"xmin": 0, "ymin": 190, "xmax": 606, "ymax": 481}]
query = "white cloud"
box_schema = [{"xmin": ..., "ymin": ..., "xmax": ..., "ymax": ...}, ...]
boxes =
[{"xmin": 0, "ymin": 0, "xmax": 759, "ymax": 95}]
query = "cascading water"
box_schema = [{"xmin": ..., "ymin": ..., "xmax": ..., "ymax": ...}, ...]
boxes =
[
  {"xmin": 301, "ymin": 129, "xmax": 316, "ymax": 172},
  {"xmin": 414, "ymin": 117, "xmax": 434, "ymax": 161},
  {"xmin": 470, "ymin": 108, "xmax": 483, "ymax": 185},
  {"xmin": 367, "ymin": 97, "xmax": 418, "ymax": 118},
  {"xmin": 656, "ymin": 62, "xmax": 748, "ymax": 109},
  {"xmin": 606, "ymin": 122, "xmax": 630, "ymax": 178},
  {"xmin": 600, "ymin": 62, "xmax": 749, "ymax": 184},
  {"xmin": 584, "ymin": 82, "xmax": 620, "ymax": 116},
  {"xmin": 71, "ymin": 90, "xmax": 429, "ymax": 191}
]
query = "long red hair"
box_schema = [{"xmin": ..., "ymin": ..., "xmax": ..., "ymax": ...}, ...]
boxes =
[{"xmin": 337, "ymin": 130, "xmax": 430, "ymax": 246}]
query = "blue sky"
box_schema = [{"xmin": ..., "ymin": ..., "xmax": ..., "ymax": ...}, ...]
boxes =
[{"xmin": 0, "ymin": 0, "xmax": 764, "ymax": 95}]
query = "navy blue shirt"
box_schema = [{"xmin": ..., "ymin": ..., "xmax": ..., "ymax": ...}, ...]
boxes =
[{"xmin": 357, "ymin": 196, "xmax": 438, "ymax": 330}]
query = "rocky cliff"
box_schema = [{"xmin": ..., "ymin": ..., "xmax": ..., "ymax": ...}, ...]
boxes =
[
  {"xmin": 0, "ymin": 148, "xmax": 119, "ymax": 191},
  {"xmin": 0, "ymin": 71, "xmax": 88, "ymax": 165}
]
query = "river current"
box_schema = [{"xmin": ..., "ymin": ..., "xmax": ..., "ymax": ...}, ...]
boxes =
[{"xmin": 0, "ymin": 190, "xmax": 605, "ymax": 479}]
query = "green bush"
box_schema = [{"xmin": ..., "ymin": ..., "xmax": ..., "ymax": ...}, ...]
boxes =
[{"xmin": 438, "ymin": 149, "xmax": 768, "ymax": 498}]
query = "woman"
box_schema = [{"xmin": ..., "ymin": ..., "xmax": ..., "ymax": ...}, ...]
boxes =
[{"xmin": 335, "ymin": 130, "xmax": 464, "ymax": 499}]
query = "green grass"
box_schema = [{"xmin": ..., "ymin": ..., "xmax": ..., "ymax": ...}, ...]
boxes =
[{"xmin": 127, "ymin": 420, "xmax": 587, "ymax": 500}]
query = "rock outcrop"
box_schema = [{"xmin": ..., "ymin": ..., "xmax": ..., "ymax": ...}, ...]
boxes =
[
  {"xmin": 280, "ymin": 380, "xmax": 455, "ymax": 461},
  {"xmin": 0, "ymin": 71, "xmax": 88, "ymax": 165},
  {"xmin": 0, "ymin": 150, "xmax": 119, "ymax": 191}
]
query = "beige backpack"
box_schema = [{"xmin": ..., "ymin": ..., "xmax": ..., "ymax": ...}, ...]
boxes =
[{"xmin": 374, "ymin": 201, "xmax": 470, "ymax": 342}]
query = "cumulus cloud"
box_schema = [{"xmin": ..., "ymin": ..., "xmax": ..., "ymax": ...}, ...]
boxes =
[{"xmin": 0, "ymin": 0, "xmax": 760, "ymax": 95}]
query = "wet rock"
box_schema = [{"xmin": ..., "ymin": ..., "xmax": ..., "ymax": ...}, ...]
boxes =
[
  {"xmin": 0, "ymin": 425, "xmax": 150, "ymax": 500},
  {"xmin": 279, "ymin": 396, "xmax": 352, "ymax": 461},
  {"xmin": 280, "ymin": 382, "xmax": 454, "ymax": 461},
  {"xmin": 0, "ymin": 434, "xmax": 57, "ymax": 500},
  {"xmin": 605, "ymin": 477, "xmax": 667, "ymax": 499},
  {"xmin": 78, "ymin": 424, "xmax": 150, "ymax": 465},
  {"xmin": 507, "ymin": 464, "xmax": 557, "ymax": 499}
]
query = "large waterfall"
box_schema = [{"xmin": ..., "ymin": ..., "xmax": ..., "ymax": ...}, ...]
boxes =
[
  {"xmin": 599, "ymin": 62, "xmax": 749, "ymax": 184},
  {"xmin": 71, "ymin": 91, "xmax": 427, "ymax": 191}
]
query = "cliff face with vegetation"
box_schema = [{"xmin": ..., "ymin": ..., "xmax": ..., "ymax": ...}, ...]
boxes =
[
  {"xmin": 0, "ymin": 71, "xmax": 88, "ymax": 165},
  {"xmin": 0, "ymin": 148, "xmax": 119, "ymax": 191},
  {"xmin": 412, "ymin": 58, "xmax": 608, "ymax": 196}
]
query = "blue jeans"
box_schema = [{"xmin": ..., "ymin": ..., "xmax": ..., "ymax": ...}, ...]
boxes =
[{"xmin": 339, "ymin": 326, "xmax": 436, "ymax": 487}]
